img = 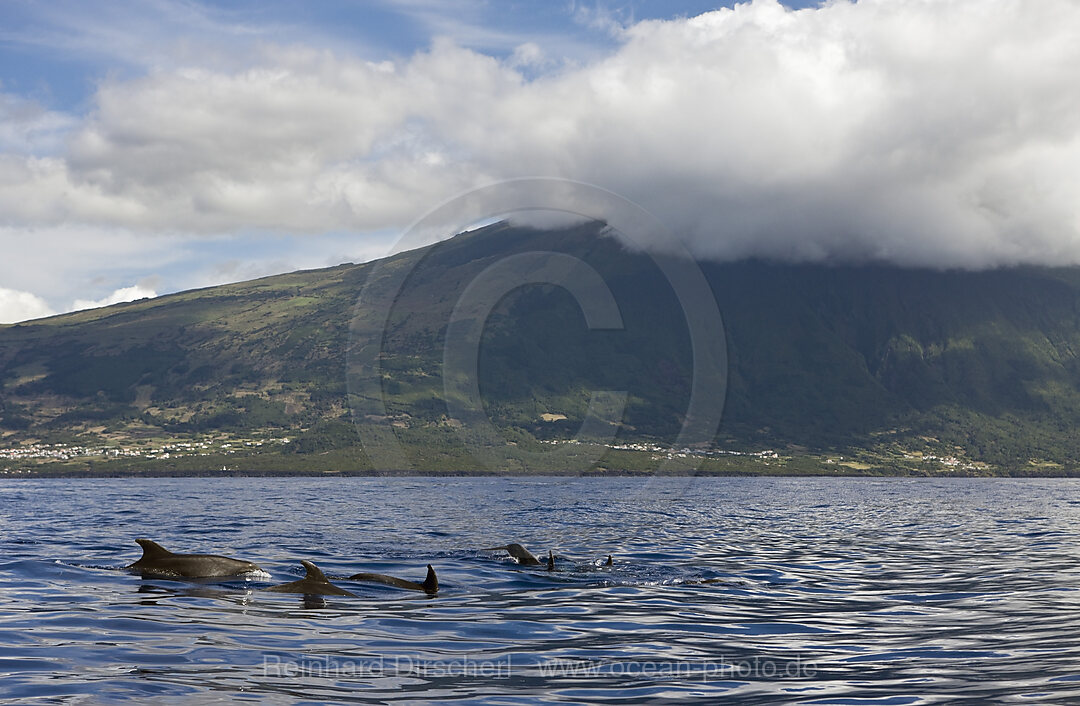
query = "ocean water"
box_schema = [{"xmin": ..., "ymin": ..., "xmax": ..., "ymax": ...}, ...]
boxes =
[{"xmin": 1, "ymin": 476, "xmax": 1079, "ymax": 704}]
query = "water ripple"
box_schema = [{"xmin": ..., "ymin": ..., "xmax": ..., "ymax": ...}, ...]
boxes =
[{"xmin": 1, "ymin": 477, "xmax": 1079, "ymax": 703}]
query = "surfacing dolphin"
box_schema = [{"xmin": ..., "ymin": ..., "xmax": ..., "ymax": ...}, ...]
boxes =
[
  {"xmin": 481, "ymin": 543, "xmax": 543, "ymax": 566},
  {"xmin": 349, "ymin": 565, "xmax": 439, "ymax": 594},
  {"xmin": 265, "ymin": 560, "xmax": 356, "ymax": 597},
  {"xmin": 127, "ymin": 539, "xmax": 265, "ymax": 578}
]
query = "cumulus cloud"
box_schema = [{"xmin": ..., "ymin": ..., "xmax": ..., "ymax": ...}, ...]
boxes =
[
  {"xmin": 0, "ymin": 288, "xmax": 56, "ymax": 324},
  {"xmin": 71, "ymin": 285, "xmax": 157, "ymax": 313},
  {"xmin": 2, "ymin": 0, "xmax": 1080, "ymax": 268}
]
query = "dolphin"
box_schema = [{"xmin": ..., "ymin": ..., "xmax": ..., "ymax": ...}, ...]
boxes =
[
  {"xmin": 481, "ymin": 543, "xmax": 542, "ymax": 566},
  {"xmin": 127, "ymin": 538, "xmax": 265, "ymax": 578},
  {"xmin": 265, "ymin": 560, "xmax": 356, "ymax": 597},
  {"xmin": 349, "ymin": 564, "xmax": 439, "ymax": 594}
]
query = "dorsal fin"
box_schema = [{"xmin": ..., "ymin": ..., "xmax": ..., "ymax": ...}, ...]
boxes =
[
  {"xmin": 547, "ymin": 550, "xmax": 555, "ymax": 571},
  {"xmin": 606, "ymin": 554, "xmax": 613, "ymax": 566},
  {"xmin": 135, "ymin": 539, "xmax": 172, "ymax": 558},
  {"xmin": 422, "ymin": 564, "xmax": 438, "ymax": 593},
  {"xmin": 300, "ymin": 560, "xmax": 330, "ymax": 583}
]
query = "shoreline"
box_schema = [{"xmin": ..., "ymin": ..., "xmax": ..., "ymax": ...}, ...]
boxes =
[{"xmin": 4, "ymin": 468, "xmax": 1079, "ymax": 479}]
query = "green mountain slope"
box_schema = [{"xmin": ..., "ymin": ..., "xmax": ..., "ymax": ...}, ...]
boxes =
[{"xmin": 4, "ymin": 220, "xmax": 1080, "ymax": 474}]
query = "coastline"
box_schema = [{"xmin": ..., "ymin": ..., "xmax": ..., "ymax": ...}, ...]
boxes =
[{"xmin": 5, "ymin": 468, "xmax": 1079, "ymax": 479}]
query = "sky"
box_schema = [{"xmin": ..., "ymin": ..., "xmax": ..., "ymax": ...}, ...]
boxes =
[{"xmin": 0, "ymin": 0, "xmax": 1078, "ymax": 323}]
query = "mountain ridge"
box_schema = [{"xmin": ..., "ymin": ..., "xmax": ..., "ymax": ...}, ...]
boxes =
[{"xmin": 4, "ymin": 221, "xmax": 1080, "ymax": 475}]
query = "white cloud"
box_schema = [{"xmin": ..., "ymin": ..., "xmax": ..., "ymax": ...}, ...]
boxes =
[
  {"xmin": 0, "ymin": 288, "xmax": 56, "ymax": 324},
  {"xmin": 0, "ymin": 94, "xmax": 77, "ymax": 155},
  {"xmin": 2, "ymin": 0, "xmax": 1080, "ymax": 269},
  {"xmin": 71, "ymin": 285, "xmax": 157, "ymax": 313},
  {"xmin": 509, "ymin": 42, "xmax": 547, "ymax": 69}
]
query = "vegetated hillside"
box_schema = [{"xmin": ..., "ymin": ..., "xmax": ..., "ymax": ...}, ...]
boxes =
[
  {"xmin": 0, "ymin": 261, "xmax": 365, "ymax": 452},
  {"xmin": 3, "ymin": 220, "xmax": 1080, "ymax": 471}
]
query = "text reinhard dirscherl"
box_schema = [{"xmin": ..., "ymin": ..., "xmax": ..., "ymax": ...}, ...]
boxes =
[{"xmin": 263, "ymin": 655, "xmax": 818, "ymax": 681}]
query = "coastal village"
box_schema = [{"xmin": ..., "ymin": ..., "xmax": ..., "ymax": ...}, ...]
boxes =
[
  {"xmin": 0, "ymin": 437, "xmax": 291, "ymax": 471},
  {"xmin": 0, "ymin": 435, "xmax": 990, "ymax": 475}
]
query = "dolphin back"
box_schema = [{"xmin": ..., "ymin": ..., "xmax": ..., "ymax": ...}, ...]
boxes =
[
  {"xmin": 266, "ymin": 560, "xmax": 356, "ymax": 597},
  {"xmin": 506, "ymin": 544, "xmax": 541, "ymax": 565},
  {"xmin": 481, "ymin": 543, "xmax": 542, "ymax": 565},
  {"xmin": 127, "ymin": 538, "xmax": 263, "ymax": 578},
  {"xmin": 347, "ymin": 564, "xmax": 439, "ymax": 593}
]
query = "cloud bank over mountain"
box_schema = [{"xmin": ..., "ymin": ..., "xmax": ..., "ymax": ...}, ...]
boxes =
[
  {"xmin": 2, "ymin": 0, "xmax": 1079, "ymax": 279},
  {"xmin": 0, "ymin": 288, "xmax": 55, "ymax": 324}
]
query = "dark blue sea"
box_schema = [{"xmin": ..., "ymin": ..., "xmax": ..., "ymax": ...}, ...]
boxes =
[{"xmin": 1, "ymin": 476, "xmax": 1079, "ymax": 704}]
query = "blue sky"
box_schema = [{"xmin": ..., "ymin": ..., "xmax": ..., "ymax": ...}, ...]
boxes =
[
  {"xmin": 0, "ymin": 0, "xmax": 1077, "ymax": 322},
  {"xmin": 2, "ymin": 1, "xmax": 817, "ymax": 113}
]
